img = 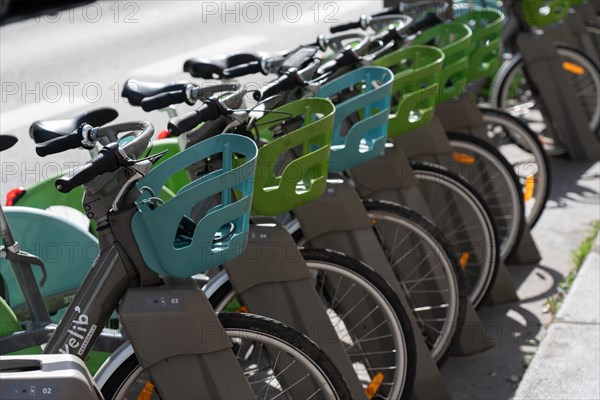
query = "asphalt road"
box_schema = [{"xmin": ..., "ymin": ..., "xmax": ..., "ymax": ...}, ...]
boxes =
[{"xmin": 0, "ymin": 0, "xmax": 376, "ymax": 197}]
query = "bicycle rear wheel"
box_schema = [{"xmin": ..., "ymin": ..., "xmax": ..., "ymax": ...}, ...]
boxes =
[
  {"xmin": 101, "ymin": 313, "xmax": 352, "ymax": 400},
  {"xmin": 480, "ymin": 107, "xmax": 551, "ymax": 227},
  {"xmin": 209, "ymin": 248, "xmax": 417, "ymax": 400},
  {"xmin": 411, "ymin": 162, "xmax": 500, "ymax": 308}
]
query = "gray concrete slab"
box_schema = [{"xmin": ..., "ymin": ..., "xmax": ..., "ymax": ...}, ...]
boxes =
[
  {"xmin": 515, "ymin": 241, "xmax": 600, "ymax": 400},
  {"xmin": 515, "ymin": 323, "xmax": 600, "ymax": 400}
]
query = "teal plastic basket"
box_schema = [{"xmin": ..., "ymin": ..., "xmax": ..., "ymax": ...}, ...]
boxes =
[
  {"xmin": 131, "ymin": 134, "xmax": 258, "ymax": 277},
  {"xmin": 316, "ymin": 66, "xmax": 394, "ymax": 172}
]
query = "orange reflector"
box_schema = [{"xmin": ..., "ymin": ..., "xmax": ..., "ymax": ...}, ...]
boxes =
[
  {"xmin": 236, "ymin": 305, "xmax": 249, "ymax": 313},
  {"xmin": 453, "ymin": 152, "xmax": 476, "ymax": 165},
  {"xmin": 371, "ymin": 219, "xmax": 378, "ymax": 226},
  {"xmin": 524, "ymin": 176, "xmax": 535, "ymax": 201},
  {"xmin": 365, "ymin": 372, "xmax": 385, "ymax": 399},
  {"xmin": 563, "ymin": 62, "xmax": 585, "ymax": 76},
  {"xmin": 459, "ymin": 252, "xmax": 470, "ymax": 269},
  {"xmin": 137, "ymin": 381, "xmax": 155, "ymax": 400}
]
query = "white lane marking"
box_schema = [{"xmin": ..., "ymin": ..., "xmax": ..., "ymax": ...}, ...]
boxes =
[
  {"xmin": 0, "ymin": 98, "xmax": 88, "ymax": 133},
  {"xmin": 129, "ymin": 35, "xmax": 268, "ymax": 78}
]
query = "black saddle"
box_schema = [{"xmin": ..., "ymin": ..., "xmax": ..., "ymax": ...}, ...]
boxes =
[
  {"xmin": 122, "ymin": 79, "xmax": 190, "ymax": 106},
  {"xmin": 183, "ymin": 53, "xmax": 260, "ymax": 79},
  {"xmin": 29, "ymin": 108, "xmax": 118, "ymax": 144},
  {"xmin": 0, "ymin": 135, "xmax": 18, "ymax": 152}
]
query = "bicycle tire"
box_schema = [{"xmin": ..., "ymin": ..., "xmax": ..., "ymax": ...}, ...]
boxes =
[
  {"xmin": 289, "ymin": 202, "xmax": 466, "ymax": 365},
  {"xmin": 494, "ymin": 44, "xmax": 600, "ymax": 140},
  {"xmin": 209, "ymin": 248, "xmax": 417, "ymax": 399},
  {"xmin": 479, "ymin": 107, "xmax": 551, "ymax": 228},
  {"xmin": 361, "ymin": 199, "xmax": 467, "ymax": 366},
  {"xmin": 410, "ymin": 161, "xmax": 500, "ymax": 308},
  {"xmin": 101, "ymin": 313, "xmax": 353, "ymax": 400},
  {"xmin": 446, "ymin": 131, "xmax": 525, "ymax": 260}
]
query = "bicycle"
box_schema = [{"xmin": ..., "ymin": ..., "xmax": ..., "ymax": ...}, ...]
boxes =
[
  {"xmin": 490, "ymin": 0, "xmax": 600, "ymax": 158},
  {"xmin": 379, "ymin": 2, "xmax": 552, "ymax": 229},
  {"xmin": 4, "ymin": 82, "xmax": 419, "ymax": 398},
  {"xmin": 145, "ymin": 79, "xmax": 419, "ymax": 398},
  {"xmin": 0, "ymin": 128, "xmax": 353, "ymax": 399},
  {"xmin": 172, "ymin": 33, "xmax": 478, "ymax": 372}
]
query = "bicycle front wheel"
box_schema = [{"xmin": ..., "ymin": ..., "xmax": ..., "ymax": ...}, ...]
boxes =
[
  {"xmin": 447, "ymin": 132, "xmax": 525, "ymax": 260},
  {"xmin": 411, "ymin": 162, "xmax": 500, "ymax": 308},
  {"xmin": 480, "ymin": 107, "xmax": 551, "ymax": 227},
  {"xmin": 101, "ymin": 313, "xmax": 352, "ymax": 400},
  {"xmin": 362, "ymin": 200, "xmax": 467, "ymax": 365},
  {"xmin": 495, "ymin": 44, "xmax": 600, "ymax": 140},
  {"xmin": 210, "ymin": 248, "xmax": 417, "ymax": 400}
]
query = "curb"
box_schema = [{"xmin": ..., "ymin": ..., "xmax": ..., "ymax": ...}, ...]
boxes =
[{"xmin": 514, "ymin": 235, "xmax": 600, "ymax": 399}]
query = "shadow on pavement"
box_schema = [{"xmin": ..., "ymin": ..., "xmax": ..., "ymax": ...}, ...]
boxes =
[
  {"xmin": 547, "ymin": 158, "xmax": 599, "ymax": 208},
  {"xmin": 509, "ymin": 263, "xmax": 562, "ymax": 304},
  {"xmin": 442, "ymin": 303, "xmax": 543, "ymax": 399}
]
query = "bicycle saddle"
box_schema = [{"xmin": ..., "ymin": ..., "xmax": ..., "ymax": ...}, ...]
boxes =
[
  {"xmin": 30, "ymin": 108, "xmax": 118, "ymax": 144},
  {"xmin": 122, "ymin": 79, "xmax": 191, "ymax": 106},
  {"xmin": 0, "ymin": 135, "xmax": 18, "ymax": 152},
  {"xmin": 183, "ymin": 53, "xmax": 260, "ymax": 79}
]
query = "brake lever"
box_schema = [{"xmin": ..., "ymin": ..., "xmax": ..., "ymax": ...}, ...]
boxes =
[{"xmin": 111, "ymin": 158, "xmax": 155, "ymax": 212}]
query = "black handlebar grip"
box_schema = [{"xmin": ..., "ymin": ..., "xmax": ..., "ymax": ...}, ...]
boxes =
[
  {"xmin": 141, "ymin": 91, "xmax": 187, "ymax": 112},
  {"xmin": 55, "ymin": 146, "xmax": 121, "ymax": 193},
  {"xmin": 321, "ymin": 50, "xmax": 359, "ymax": 76},
  {"xmin": 36, "ymin": 131, "xmax": 82, "ymax": 157},
  {"xmin": 223, "ymin": 61, "xmax": 262, "ymax": 78},
  {"xmin": 407, "ymin": 12, "xmax": 442, "ymax": 35},
  {"xmin": 373, "ymin": 5, "xmax": 400, "ymax": 17},
  {"xmin": 330, "ymin": 20, "xmax": 362, "ymax": 33},
  {"xmin": 254, "ymin": 74, "xmax": 298, "ymax": 101},
  {"xmin": 55, "ymin": 162, "xmax": 97, "ymax": 193},
  {"xmin": 167, "ymin": 102, "xmax": 222, "ymax": 136}
]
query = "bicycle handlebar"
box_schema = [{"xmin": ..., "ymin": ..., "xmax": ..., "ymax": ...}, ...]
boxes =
[
  {"xmin": 141, "ymin": 90, "xmax": 189, "ymax": 112},
  {"xmin": 36, "ymin": 129, "xmax": 86, "ymax": 157},
  {"xmin": 253, "ymin": 69, "xmax": 306, "ymax": 101},
  {"xmin": 54, "ymin": 121, "xmax": 154, "ymax": 193},
  {"xmin": 55, "ymin": 146, "xmax": 120, "ymax": 193},
  {"xmin": 167, "ymin": 99, "xmax": 225, "ymax": 137},
  {"xmin": 330, "ymin": 19, "xmax": 363, "ymax": 34},
  {"xmin": 223, "ymin": 61, "xmax": 263, "ymax": 78},
  {"xmin": 318, "ymin": 49, "xmax": 361, "ymax": 77}
]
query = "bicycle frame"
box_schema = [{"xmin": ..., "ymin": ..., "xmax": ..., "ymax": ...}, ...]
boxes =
[{"xmin": 1, "ymin": 144, "xmax": 258, "ymax": 398}]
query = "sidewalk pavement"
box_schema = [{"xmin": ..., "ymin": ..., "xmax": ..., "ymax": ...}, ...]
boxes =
[
  {"xmin": 441, "ymin": 159, "xmax": 600, "ymax": 399},
  {"xmin": 515, "ymin": 236, "xmax": 600, "ymax": 400}
]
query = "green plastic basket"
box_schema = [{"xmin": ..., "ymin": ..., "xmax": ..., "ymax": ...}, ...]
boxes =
[
  {"xmin": 413, "ymin": 22, "xmax": 473, "ymax": 103},
  {"xmin": 131, "ymin": 134, "xmax": 258, "ymax": 277},
  {"xmin": 454, "ymin": 8, "xmax": 505, "ymax": 82},
  {"xmin": 521, "ymin": 0, "xmax": 571, "ymax": 27},
  {"xmin": 373, "ymin": 45, "xmax": 445, "ymax": 137},
  {"xmin": 252, "ymin": 98, "xmax": 335, "ymax": 216}
]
